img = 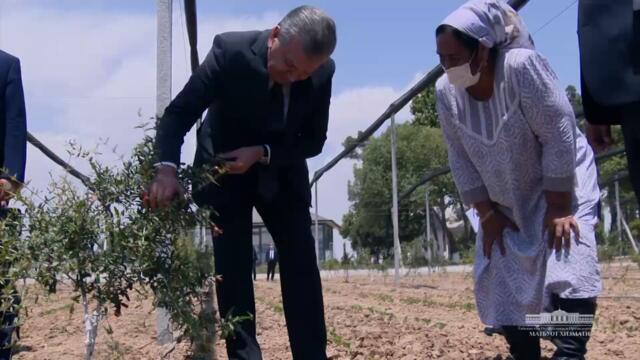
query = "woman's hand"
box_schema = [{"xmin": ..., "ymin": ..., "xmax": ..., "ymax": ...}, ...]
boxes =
[
  {"xmin": 544, "ymin": 205, "xmax": 580, "ymax": 252},
  {"xmin": 480, "ymin": 208, "xmax": 519, "ymax": 260}
]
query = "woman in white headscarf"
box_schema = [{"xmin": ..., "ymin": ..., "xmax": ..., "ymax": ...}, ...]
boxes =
[{"xmin": 434, "ymin": 1, "xmax": 602, "ymax": 359}]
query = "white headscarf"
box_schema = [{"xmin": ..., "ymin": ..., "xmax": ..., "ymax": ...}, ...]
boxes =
[{"xmin": 441, "ymin": 0, "xmax": 535, "ymax": 51}]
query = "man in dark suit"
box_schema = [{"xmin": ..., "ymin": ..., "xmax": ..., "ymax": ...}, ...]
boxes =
[
  {"xmin": 0, "ymin": 50, "xmax": 26, "ymax": 208},
  {"xmin": 0, "ymin": 49, "xmax": 27, "ymax": 360},
  {"xmin": 146, "ymin": 6, "xmax": 336, "ymax": 359},
  {"xmin": 265, "ymin": 244, "xmax": 278, "ymax": 281},
  {"xmin": 579, "ymin": 0, "xmax": 640, "ymax": 204}
]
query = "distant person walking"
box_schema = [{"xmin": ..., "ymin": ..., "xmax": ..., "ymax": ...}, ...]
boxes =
[
  {"xmin": 252, "ymin": 245, "xmax": 258, "ymax": 281},
  {"xmin": 266, "ymin": 244, "xmax": 278, "ymax": 281}
]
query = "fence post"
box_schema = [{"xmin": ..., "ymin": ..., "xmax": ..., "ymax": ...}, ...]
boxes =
[
  {"xmin": 390, "ymin": 114, "xmax": 401, "ymax": 286},
  {"xmin": 155, "ymin": 0, "xmax": 173, "ymax": 345}
]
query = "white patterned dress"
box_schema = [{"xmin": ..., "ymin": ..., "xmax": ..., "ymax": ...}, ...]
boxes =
[{"xmin": 436, "ymin": 48, "xmax": 602, "ymax": 326}]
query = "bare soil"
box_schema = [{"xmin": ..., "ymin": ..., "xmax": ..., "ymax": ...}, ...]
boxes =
[{"xmin": 12, "ymin": 262, "xmax": 640, "ymax": 359}]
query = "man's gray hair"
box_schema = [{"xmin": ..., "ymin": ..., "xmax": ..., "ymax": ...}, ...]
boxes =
[{"xmin": 278, "ymin": 5, "xmax": 337, "ymax": 58}]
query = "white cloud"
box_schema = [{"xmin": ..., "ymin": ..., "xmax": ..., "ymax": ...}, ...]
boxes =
[{"xmin": 0, "ymin": 2, "xmax": 279, "ymax": 191}]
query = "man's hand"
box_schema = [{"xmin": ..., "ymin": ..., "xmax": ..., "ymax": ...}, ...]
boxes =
[
  {"xmin": 544, "ymin": 205, "xmax": 580, "ymax": 253},
  {"xmin": 480, "ymin": 208, "xmax": 519, "ymax": 260},
  {"xmin": 585, "ymin": 123, "xmax": 613, "ymax": 153},
  {"xmin": 143, "ymin": 165, "xmax": 184, "ymax": 209},
  {"xmin": 219, "ymin": 146, "xmax": 264, "ymax": 174},
  {"xmin": 0, "ymin": 179, "xmax": 19, "ymax": 205}
]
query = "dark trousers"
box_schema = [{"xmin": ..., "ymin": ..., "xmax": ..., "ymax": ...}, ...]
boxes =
[
  {"xmin": 252, "ymin": 261, "xmax": 256, "ymax": 281},
  {"xmin": 266, "ymin": 260, "xmax": 277, "ymax": 281},
  {"xmin": 621, "ymin": 102, "xmax": 640, "ymax": 206},
  {"xmin": 502, "ymin": 296, "xmax": 597, "ymax": 360},
  {"xmin": 0, "ymin": 208, "xmax": 18, "ymax": 360},
  {"xmin": 210, "ymin": 176, "xmax": 327, "ymax": 360},
  {"xmin": 0, "ymin": 284, "xmax": 16, "ymax": 360}
]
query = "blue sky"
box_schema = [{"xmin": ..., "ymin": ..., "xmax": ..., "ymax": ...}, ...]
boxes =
[
  {"xmin": 0, "ymin": 0, "xmax": 582, "ymax": 253},
  {"xmin": 3, "ymin": 0, "xmax": 582, "ymax": 93}
]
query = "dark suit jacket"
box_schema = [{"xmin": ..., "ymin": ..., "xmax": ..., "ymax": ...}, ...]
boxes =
[
  {"xmin": 156, "ymin": 30, "xmax": 334, "ymax": 207},
  {"xmin": 0, "ymin": 50, "xmax": 27, "ymax": 183},
  {"xmin": 578, "ymin": 0, "xmax": 640, "ymax": 124}
]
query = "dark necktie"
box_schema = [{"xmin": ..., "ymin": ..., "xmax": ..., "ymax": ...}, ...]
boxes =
[
  {"xmin": 257, "ymin": 83, "xmax": 284, "ymax": 202},
  {"xmin": 268, "ymin": 83, "xmax": 285, "ymax": 128}
]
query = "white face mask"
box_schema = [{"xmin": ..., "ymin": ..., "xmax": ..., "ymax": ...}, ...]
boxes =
[{"xmin": 444, "ymin": 52, "xmax": 481, "ymax": 89}]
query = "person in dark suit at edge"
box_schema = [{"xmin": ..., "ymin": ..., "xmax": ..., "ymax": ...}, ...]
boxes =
[
  {"xmin": 0, "ymin": 49, "xmax": 27, "ymax": 360},
  {"xmin": 145, "ymin": 6, "xmax": 337, "ymax": 360},
  {"xmin": 579, "ymin": 1, "xmax": 640, "ymax": 204}
]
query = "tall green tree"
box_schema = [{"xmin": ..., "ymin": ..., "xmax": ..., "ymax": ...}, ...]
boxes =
[
  {"xmin": 341, "ymin": 85, "xmax": 461, "ymax": 259},
  {"xmin": 341, "ymin": 123, "xmax": 455, "ymax": 256},
  {"xmin": 566, "ymin": 85, "xmax": 583, "ymax": 113},
  {"xmin": 410, "ymin": 86, "xmax": 439, "ymax": 128}
]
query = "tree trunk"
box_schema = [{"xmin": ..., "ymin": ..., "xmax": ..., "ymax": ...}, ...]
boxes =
[
  {"xmin": 458, "ymin": 198, "xmax": 472, "ymax": 247},
  {"xmin": 608, "ymin": 185, "xmax": 618, "ymax": 238},
  {"xmin": 432, "ymin": 205, "xmax": 445, "ymax": 261},
  {"xmin": 192, "ymin": 278, "xmax": 217, "ymax": 360},
  {"xmin": 437, "ymin": 197, "xmax": 450, "ymax": 260},
  {"xmin": 82, "ymin": 292, "xmax": 101, "ymax": 360}
]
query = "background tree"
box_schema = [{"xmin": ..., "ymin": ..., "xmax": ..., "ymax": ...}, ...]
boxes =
[
  {"xmin": 341, "ymin": 85, "xmax": 461, "ymax": 262},
  {"xmin": 410, "ymin": 86, "xmax": 440, "ymax": 128},
  {"xmin": 566, "ymin": 85, "xmax": 583, "ymax": 114}
]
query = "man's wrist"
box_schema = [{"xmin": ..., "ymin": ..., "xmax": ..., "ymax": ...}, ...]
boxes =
[
  {"xmin": 155, "ymin": 164, "xmax": 178, "ymax": 177},
  {"xmin": 154, "ymin": 161, "xmax": 178, "ymax": 169},
  {"xmin": 260, "ymin": 144, "xmax": 271, "ymax": 165}
]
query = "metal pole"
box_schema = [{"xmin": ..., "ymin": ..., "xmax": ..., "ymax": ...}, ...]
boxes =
[
  {"xmin": 390, "ymin": 114, "xmax": 401, "ymax": 286},
  {"xmin": 615, "ymin": 181, "xmax": 623, "ymax": 249},
  {"xmin": 156, "ymin": 0, "xmax": 173, "ymax": 121},
  {"xmin": 621, "ymin": 216, "xmax": 640, "ymax": 254},
  {"xmin": 156, "ymin": 0, "xmax": 173, "ymax": 346},
  {"xmin": 315, "ymin": 182, "xmax": 321, "ymax": 266},
  {"xmin": 613, "ymin": 179, "xmax": 640, "ymax": 254},
  {"xmin": 309, "ymin": 0, "xmax": 531, "ymax": 187},
  {"xmin": 425, "ymin": 185, "xmax": 432, "ymax": 263}
]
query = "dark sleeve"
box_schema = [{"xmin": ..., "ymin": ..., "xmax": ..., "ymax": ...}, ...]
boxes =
[
  {"xmin": 268, "ymin": 60, "xmax": 335, "ymax": 167},
  {"xmin": 2, "ymin": 58, "xmax": 27, "ymax": 183},
  {"xmin": 155, "ymin": 35, "xmax": 226, "ymax": 165},
  {"xmin": 633, "ymin": 6, "xmax": 640, "ymax": 73}
]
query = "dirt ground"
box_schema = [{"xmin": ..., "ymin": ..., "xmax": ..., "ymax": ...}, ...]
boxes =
[{"xmin": 12, "ymin": 261, "xmax": 640, "ymax": 359}]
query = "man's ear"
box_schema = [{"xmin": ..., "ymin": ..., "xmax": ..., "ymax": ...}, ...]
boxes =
[{"xmin": 268, "ymin": 26, "xmax": 280, "ymax": 47}]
